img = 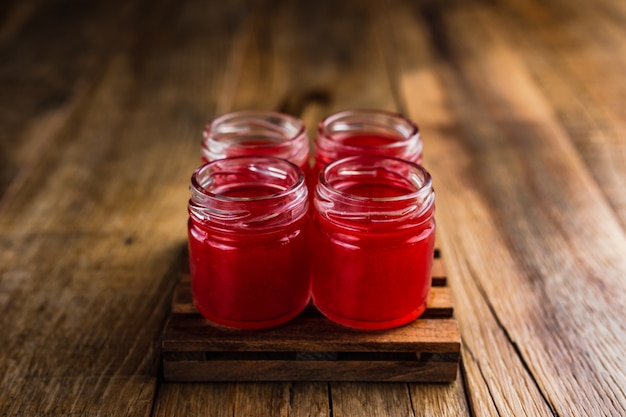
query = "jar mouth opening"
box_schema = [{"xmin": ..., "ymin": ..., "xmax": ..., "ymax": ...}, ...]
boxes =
[
  {"xmin": 317, "ymin": 109, "xmax": 420, "ymax": 150},
  {"xmin": 191, "ymin": 156, "xmax": 305, "ymax": 202},
  {"xmin": 318, "ymin": 155, "xmax": 432, "ymax": 203},
  {"xmin": 204, "ymin": 110, "xmax": 306, "ymax": 148}
]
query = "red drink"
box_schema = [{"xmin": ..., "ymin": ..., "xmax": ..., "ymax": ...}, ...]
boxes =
[
  {"xmin": 188, "ymin": 156, "xmax": 310, "ymax": 329},
  {"xmin": 311, "ymin": 156, "xmax": 435, "ymax": 330},
  {"xmin": 313, "ymin": 109, "xmax": 422, "ymax": 177}
]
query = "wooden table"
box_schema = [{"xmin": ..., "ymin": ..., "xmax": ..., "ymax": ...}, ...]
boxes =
[{"xmin": 1, "ymin": 0, "xmax": 625, "ymax": 415}]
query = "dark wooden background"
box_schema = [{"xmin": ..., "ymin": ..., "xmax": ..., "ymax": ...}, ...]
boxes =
[{"xmin": 1, "ymin": 0, "xmax": 625, "ymax": 415}]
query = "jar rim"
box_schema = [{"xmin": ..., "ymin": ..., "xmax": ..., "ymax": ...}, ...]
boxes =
[
  {"xmin": 191, "ymin": 155, "xmax": 306, "ymax": 202},
  {"xmin": 317, "ymin": 109, "xmax": 420, "ymax": 150},
  {"xmin": 318, "ymin": 155, "xmax": 432, "ymax": 203},
  {"xmin": 204, "ymin": 110, "xmax": 306, "ymax": 146}
]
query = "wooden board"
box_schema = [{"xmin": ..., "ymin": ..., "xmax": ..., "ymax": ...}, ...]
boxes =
[{"xmin": 162, "ymin": 253, "xmax": 460, "ymax": 382}]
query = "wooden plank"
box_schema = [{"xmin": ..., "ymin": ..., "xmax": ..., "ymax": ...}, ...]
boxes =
[
  {"xmin": 0, "ymin": 0, "xmax": 248, "ymax": 415},
  {"xmin": 165, "ymin": 359, "xmax": 459, "ymax": 383},
  {"xmin": 0, "ymin": 376, "xmax": 157, "ymax": 417},
  {"xmin": 387, "ymin": 0, "xmax": 626, "ymax": 415},
  {"xmin": 330, "ymin": 383, "xmax": 415, "ymax": 417},
  {"xmin": 0, "ymin": 0, "xmax": 146, "ymax": 202},
  {"xmin": 152, "ymin": 382, "xmax": 331, "ymax": 417},
  {"xmin": 163, "ymin": 315, "xmax": 459, "ymax": 353},
  {"xmin": 152, "ymin": 382, "xmax": 293, "ymax": 417},
  {"xmin": 289, "ymin": 383, "xmax": 332, "ymax": 417},
  {"xmin": 221, "ymin": 0, "xmax": 397, "ymax": 116},
  {"xmin": 152, "ymin": 384, "xmax": 235, "ymax": 417},
  {"xmin": 409, "ymin": 377, "xmax": 471, "ymax": 416},
  {"xmin": 494, "ymin": 0, "xmax": 626, "ymax": 228}
]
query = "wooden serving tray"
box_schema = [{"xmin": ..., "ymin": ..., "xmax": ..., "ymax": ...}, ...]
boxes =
[{"xmin": 161, "ymin": 250, "xmax": 460, "ymax": 382}]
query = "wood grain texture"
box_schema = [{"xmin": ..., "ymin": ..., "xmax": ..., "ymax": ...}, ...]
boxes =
[
  {"xmin": 0, "ymin": 0, "xmax": 146, "ymax": 202},
  {"xmin": 164, "ymin": 357, "xmax": 459, "ymax": 383},
  {"xmin": 153, "ymin": 382, "xmax": 331, "ymax": 417},
  {"xmin": 0, "ymin": 0, "xmax": 246, "ymax": 414},
  {"xmin": 495, "ymin": 0, "xmax": 626, "ymax": 228},
  {"xmin": 2, "ymin": 0, "xmax": 626, "ymax": 415},
  {"xmin": 163, "ymin": 316, "xmax": 459, "ymax": 353},
  {"xmin": 409, "ymin": 378, "xmax": 471, "ymax": 416},
  {"xmin": 330, "ymin": 383, "xmax": 415, "ymax": 417},
  {"xmin": 380, "ymin": 0, "xmax": 626, "ymax": 415}
]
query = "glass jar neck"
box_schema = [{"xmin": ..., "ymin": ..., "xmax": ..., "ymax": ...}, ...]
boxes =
[
  {"xmin": 189, "ymin": 156, "xmax": 308, "ymax": 232},
  {"xmin": 315, "ymin": 109, "xmax": 422, "ymax": 165},
  {"xmin": 315, "ymin": 156, "xmax": 434, "ymax": 232},
  {"xmin": 202, "ymin": 111, "xmax": 309, "ymax": 168}
]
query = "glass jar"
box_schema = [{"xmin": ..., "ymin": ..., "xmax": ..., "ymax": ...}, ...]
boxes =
[
  {"xmin": 313, "ymin": 109, "xmax": 422, "ymax": 175},
  {"xmin": 188, "ymin": 156, "xmax": 310, "ymax": 329},
  {"xmin": 311, "ymin": 155, "xmax": 435, "ymax": 330},
  {"xmin": 202, "ymin": 110, "xmax": 310, "ymax": 174}
]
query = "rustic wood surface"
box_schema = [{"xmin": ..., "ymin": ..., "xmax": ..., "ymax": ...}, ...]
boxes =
[{"xmin": 1, "ymin": 0, "xmax": 625, "ymax": 415}]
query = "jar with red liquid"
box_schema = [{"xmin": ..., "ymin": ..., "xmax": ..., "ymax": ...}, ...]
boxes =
[
  {"xmin": 188, "ymin": 156, "xmax": 310, "ymax": 329},
  {"xmin": 311, "ymin": 155, "xmax": 435, "ymax": 330},
  {"xmin": 313, "ymin": 109, "xmax": 422, "ymax": 175},
  {"xmin": 202, "ymin": 111, "xmax": 310, "ymax": 175}
]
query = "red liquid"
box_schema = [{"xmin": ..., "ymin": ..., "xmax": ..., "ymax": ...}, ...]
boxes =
[
  {"xmin": 311, "ymin": 182, "xmax": 435, "ymax": 330},
  {"xmin": 189, "ymin": 217, "xmax": 310, "ymax": 329},
  {"xmin": 189, "ymin": 180, "xmax": 310, "ymax": 330}
]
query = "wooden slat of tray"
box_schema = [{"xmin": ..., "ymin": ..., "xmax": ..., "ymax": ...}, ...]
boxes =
[
  {"xmin": 162, "ymin": 252, "xmax": 460, "ymax": 382},
  {"xmin": 163, "ymin": 355, "xmax": 459, "ymax": 383}
]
